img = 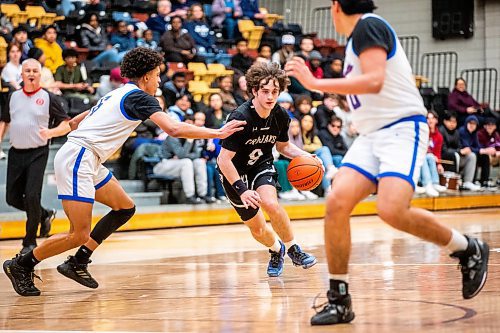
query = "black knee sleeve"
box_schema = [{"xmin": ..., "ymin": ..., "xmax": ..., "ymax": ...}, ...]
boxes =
[{"xmin": 90, "ymin": 206, "xmax": 136, "ymax": 244}]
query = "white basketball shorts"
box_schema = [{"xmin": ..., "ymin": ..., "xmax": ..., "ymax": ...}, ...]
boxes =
[
  {"xmin": 54, "ymin": 141, "xmax": 112, "ymax": 203},
  {"xmin": 340, "ymin": 115, "xmax": 429, "ymax": 189}
]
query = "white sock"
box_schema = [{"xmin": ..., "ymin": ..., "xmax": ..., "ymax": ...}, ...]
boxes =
[
  {"xmin": 446, "ymin": 229, "xmax": 469, "ymax": 253},
  {"xmin": 284, "ymin": 239, "xmax": 296, "ymax": 249},
  {"xmin": 269, "ymin": 239, "xmax": 282, "ymax": 253},
  {"xmin": 329, "ymin": 274, "xmax": 349, "ymax": 283}
]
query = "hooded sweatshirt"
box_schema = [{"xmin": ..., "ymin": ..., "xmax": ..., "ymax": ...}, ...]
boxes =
[{"xmin": 458, "ymin": 115, "xmax": 480, "ymax": 154}]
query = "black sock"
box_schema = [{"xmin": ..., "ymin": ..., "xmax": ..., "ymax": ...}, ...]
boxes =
[
  {"xmin": 330, "ymin": 279, "xmax": 349, "ymax": 296},
  {"xmin": 75, "ymin": 245, "xmax": 93, "ymax": 264},
  {"xmin": 18, "ymin": 251, "xmax": 40, "ymax": 270}
]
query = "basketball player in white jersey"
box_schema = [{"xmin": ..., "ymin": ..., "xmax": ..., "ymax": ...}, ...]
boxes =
[
  {"xmin": 3, "ymin": 47, "xmax": 246, "ymax": 296},
  {"xmin": 285, "ymin": 0, "xmax": 489, "ymax": 325}
]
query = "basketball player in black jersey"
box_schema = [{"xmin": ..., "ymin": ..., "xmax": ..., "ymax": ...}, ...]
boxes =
[{"xmin": 217, "ymin": 62, "xmax": 318, "ymax": 277}]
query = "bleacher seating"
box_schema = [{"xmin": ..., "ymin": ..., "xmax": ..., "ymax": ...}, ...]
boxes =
[
  {"xmin": 0, "ymin": 3, "xmax": 29, "ymax": 27},
  {"xmin": 26, "ymin": 5, "xmax": 65, "ymax": 29},
  {"xmin": 237, "ymin": 20, "xmax": 265, "ymax": 50}
]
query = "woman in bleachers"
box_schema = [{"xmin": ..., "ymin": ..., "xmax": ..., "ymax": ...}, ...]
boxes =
[
  {"xmin": 205, "ymin": 93, "xmax": 229, "ymax": 129},
  {"xmin": 216, "ymin": 75, "xmax": 238, "ymax": 111},
  {"xmin": 184, "ymin": 4, "xmax": 217, "ymax": 57},
  {"xmin": 160, "ymin": 16, "xmax": 204, "ymax": 64},
  {"xmin": 211, "ymin": 0, "xmax": 243, "ymax": 40},
  {"xmin": 1, "ymin": 42, "xmax": 22, "ymax": 91},
  {"xmin": 27, "ymin": 47, "xmax": 61, "ymax": 95},
  {"xmin": 233, "ymin": 75, "xmax": 251, "ymax": 106},
  {"xmin": 80, "ymin": 13, "xmax": 122, "ymax": 66},
  {"xmin": 448, "ymin": 77, "xmax": 493, "ymax": 127},
  {"xmin": 109, "ymin": 21, "xmax": 137, "ymax": 62}
]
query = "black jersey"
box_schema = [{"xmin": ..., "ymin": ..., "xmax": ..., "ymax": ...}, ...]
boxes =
[{"xmin": 220, "ymin": 99, "xmax": 290, "ymax": 174}]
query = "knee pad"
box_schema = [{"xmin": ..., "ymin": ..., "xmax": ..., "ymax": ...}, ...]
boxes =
[{"xmin": 90, "ymin": 206, "xmax": 136, "ymax": 244}]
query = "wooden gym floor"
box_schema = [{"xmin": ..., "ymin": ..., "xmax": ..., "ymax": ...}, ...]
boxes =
[{"xmin": 0, "ymin": 207, "xmax": 499, "ymax": 332}]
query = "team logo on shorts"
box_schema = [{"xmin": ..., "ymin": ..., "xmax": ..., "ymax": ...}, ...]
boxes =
[{"xmin": 36, "ymin": 98, "xmax": 45, "ymax": 106}]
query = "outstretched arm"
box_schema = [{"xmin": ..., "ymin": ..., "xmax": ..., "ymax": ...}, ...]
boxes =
[{"xmin": 69, "ymin": 110, "xmax": 90, "ymax": 131}]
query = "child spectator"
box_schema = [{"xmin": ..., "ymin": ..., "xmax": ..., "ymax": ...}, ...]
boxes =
[
  {"xmin": 277, "ymin": 91, "xmax": 294, "ymax": 119},
  {"xmin": 318, "ymin": 116, "xmax": 347, "ymax": 168},
  {"xmin": 54, "ymin": 49, "xmax": 95, "ymax": 102},
  {"xmin": 294, "ymin": 94, "xmax": 314, "ymax": 120},
  {"xmin": 314, "ymin": 93, "xmax": 338, "ymax": 130}
]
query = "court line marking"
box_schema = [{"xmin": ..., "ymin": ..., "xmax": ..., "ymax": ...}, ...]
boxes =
[{"xmin": 106, "ymin": 262, "xmax": 500, "ymax": 267}]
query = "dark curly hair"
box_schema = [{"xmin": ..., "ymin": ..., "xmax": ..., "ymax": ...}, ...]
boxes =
[
  {"xmin": 120, "ymin": 47, "xmax": 163, "ymax": 80},
  {"xmin": 245, "ymin": 62, "xmax": 289, "ymax": 94}
]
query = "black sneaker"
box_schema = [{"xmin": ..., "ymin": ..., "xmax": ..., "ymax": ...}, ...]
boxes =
[
  {"xmin": 311, "ymin": 291, "xmax": 355, "ymax": 325},
  {"xmin": 20, "ymin": 244, "xmax": 37, "ymax": 255},
  {"xmin": 3, "ymin": 255, "xmax": 41, "ymax": 296},
  {"xmin": 287, "ymin": 244, "xmax": 317, "ymax": 269},
  {"xmin": 57, "ymin": 256, "xmax": 99, "ymax": 289},
  {"xmin": 40, "ymin": 208, "xmax": 56, "ymax": 237},
  {"xmin": 450, "ymin": 236, "xmax": 489, "ymax": 299}
]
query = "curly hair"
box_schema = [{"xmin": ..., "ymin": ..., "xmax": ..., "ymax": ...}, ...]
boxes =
[
  {"xmin": 121, "ymin": 47, "xmax": 163, "ymax": 80},
  {"xmin": 245, "ymin": 62, "xmax": 289, "ymax": 94}
]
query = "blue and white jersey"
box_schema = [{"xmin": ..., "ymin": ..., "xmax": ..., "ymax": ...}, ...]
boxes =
[
  {"xmin": 68, "ymin": 82, "xmax": 162, "ymax": 162},
  {"xmin": 343, "ymin": 14, "xmax": 427, "ymax": 135}
]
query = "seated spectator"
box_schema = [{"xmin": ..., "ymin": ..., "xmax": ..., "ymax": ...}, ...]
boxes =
[
  {"xmin": 314, "ymin": 93, "xmax": 338, "ymax": 130},
  {"xmin": 1, "ymin": 42, "xmax": 22, "ymax": 91},
  {"xmin": 217, "ymin": 75, "xmax": 238, "ymax": 110},
  {"xmin": 307, "ymin": 50, "xmax": 324, "ymax": 79},
  {"xmin": 439, "ymin": 112, "xmax": 480, "ymax": 191},
  {"xmin": 477, "ymin": 118, "xmax": 500, "ymax": 189},
  {"xmin": 417, "ymin": 111, "xmax": 447, "ymax": 197},
  {"xmin": 80, "ymin": 13, "xmax": 123, "ymax": 66},
  {"xmin": 231, "ymin": 38, "xmax": 253, "ymax": 74},
  {"xmin": 54, "ymin": 49, "xmax": 95, "ymax": 102},
  {"xmin": 233, "ymin": 75, "xmax": 251, "ymax": 106},
  {"xmin": 318, "ymin": 116, "xmax": 347, "ymax": 168},
  {"xmin": 255, "ymin": 43, "xmax": 272, "ymax": 64},
  {"xmin": 277, "ymin": 91, "xmax": 294, "ymax": 119},
  {"xmin": 136, "ymin": 29, "xmax": 160, "ymax": 51},
  {"xmin": 34, "ymin": 25, "xmax": 64, "ymax": 74},
  {"xmin": 110, "ymin": 21, "xmax": 137, "ymax": 61},
  {"xmin": 323, "ymin": 55, "xmax": 344, "ymax": 79},
  {"xmin": 205, "ymin": 93, "xmax": 229, "ymax": 129},
  {"xmin": 172, "ymin": 0, "xmax": 198, "ymax": 18},
  {"xmin": 11, "ymin": 25, "xmax": 32, "ymax": 62},
  {"xmin": 147, "ymin": 0, "xmax": 175, "ymax": 42},
  {"xmin": 300, "ymin": 114, "xmax": 337, "ymax": 195},
  {"xmin": 153, "ymin": 118, "xmax": 209, "ymax": 204},
  {"xmin": 459, "ymin": 115, "xmax": 495, "ymax": 189},
  {"xmin": 160, "ymin": 16, "xmax": 204, "ymax": 64},
  {"xmin": 82, "ymin": 0, "xmax": 106, "ymax": 13},
  {"xmin": 185, "ymin": 4, "xmax": 217, "ymax": 55},
  {"xmin": 168, "ymin": 94, "xmax": 194, "ymax": 122},
  {"xmin": 294, "ymin": 94, "xmax": 313, "ymax": 120},
  {"xmin": 296, "ymin": 36, "xmax": 314, "ymax": 59},
  {"xmin": 163, "ymin": 72, "xmax": 190, "ymax": 108},
  {"xmin": 448, "ymin": 77, "xmax": 492, "ymax": 126},
  {"xmin": 240, "ymin": 0, "xmax": 267, "ymax": 25},
  {"xmin": 27, "ymin": 47, "xmax": 61, "ymax": 94},
  {"xmin": 211, "ymin": 0, "xmax": 243, "ymax": 40},
  {"xmin": 96, "ymin": 67, "xmax": 128, "ymax": 99},
  {"xmin": 272, "ymin": 34, "xmax": 295, "ymax": 68}
]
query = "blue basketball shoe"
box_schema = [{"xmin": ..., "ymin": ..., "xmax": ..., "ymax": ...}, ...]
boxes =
[
  {"xmin": 287, "ymin": 244, "xmax": 317, "ymax": 268},
  {"xmin": 267, "ymin": 241, "xmax": 285, "ymax": 277}
]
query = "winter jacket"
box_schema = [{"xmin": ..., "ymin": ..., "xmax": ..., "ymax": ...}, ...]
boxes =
[
  {"xmin": 231, "ymin": 53, "xmax": 253, "ymax": 74},
  {"xmin": 439, "ymin": 124, "xmax": 461, "ymax": 156},
  {"xmin": 458, "ymin": 115, "xmax": 481, "ymax": 154},
  {"xmin": 34, "ymin": 38, "xmax": 64, "ymax": 74},
  {"xmin": 314, "ymin": 104, "xmax": 336, "ymax": 130},
  {"xmin": 162, "ymin": 81, "xmax": 190, "ymax": 108},
  {"xmin": 318, "ymin": 128, "xmax": 348, "ymax": 156},
  {"xmin": 241, "ymin": 0, "xmax": 260, "ymax": 19},
  {"xmin": 80, "ymin": 23, "xmax": 108, "ymax": 51},
  {"xmin": 160, "ymin": 29, "xmax": 196, "ymax": 54},
  {"xmin": 184, "ymin": 20, "xmax": 215, "ymax": 50},
  {"xmin": 110, "ymin": 32, "xmax": 136, "ymax": 52},
  {"xmin": 211, "ymin": 0, "xmax": 242, "ymax": 28}
]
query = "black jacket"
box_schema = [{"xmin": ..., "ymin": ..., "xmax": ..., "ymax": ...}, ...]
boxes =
[
  {"xmin": 439, "ymin": 124, "xmax": 461, "ymax": 157},
  {"xmin": 318, "ymin": 128, "xmax": 348, "ymax": 156}
]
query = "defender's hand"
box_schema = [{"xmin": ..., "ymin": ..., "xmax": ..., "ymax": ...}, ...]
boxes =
[{"xmin": 217, "ymin": 120, "xmax": 247, "ymax": 139}]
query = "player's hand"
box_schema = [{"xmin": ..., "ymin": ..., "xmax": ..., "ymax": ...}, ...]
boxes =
[
  {"xmin": 310, "ymin": 154, "xmax": 325, "ymax": 172},
  {"xmin": 284, "ymin": 56, "xmax": 315, "ymax": 90},
  {"xmin": 240, "ymin": 190, "xmax": 261, "ymax": 209},
  {"xmin": 217, "ymin": 119, "xmax": 247, "ymax": 139},
  {"xmin": 39, "ymin": 127, "xmax": 52, "ymax": 140}
]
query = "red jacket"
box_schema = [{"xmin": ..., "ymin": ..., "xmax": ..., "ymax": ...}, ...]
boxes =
[{"xmin": 428, "ymin": 127, "xmax": 443, "ymax": 160}]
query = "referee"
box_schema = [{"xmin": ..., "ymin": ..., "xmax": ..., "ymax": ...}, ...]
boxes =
[{"xmin": 4, "ymin": 59, "xmax": 70, "ymax": 254}]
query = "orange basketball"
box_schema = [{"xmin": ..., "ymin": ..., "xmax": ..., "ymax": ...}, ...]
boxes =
[{"xmin": 287, "ymin": 155, "xmax": 324, "ymax": 191}]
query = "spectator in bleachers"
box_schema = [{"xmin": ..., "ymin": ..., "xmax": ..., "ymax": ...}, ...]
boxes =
[
  {"xmin": 296, "ymin": 36, "xmax": 314, "ymax": 60},
  {"xmin": 96, "ymin": 67, "xmax": 128, "ymax": 99},
  {"xmin": 168, "ymin": 94, "xmax": 194, "ymax": 122},
  {"xmin": 27, "ymin": 47, "xmax": 60, "ymax": 94},
  {"xmin": 459, "ymin": 115, "xmax": 495, "ymax": 189},
  {"xmin": 300, "ymin": 114, "xmax": 337, "ymax": 195},
  {"xmin": 439, "ymin": 112, "xmax": 480, "ymax": 191},
  {"xmin": 11, "ymin": 25, "xmax": 32, "ymax": 62},
  {"xmin": 477, "ymin": 118, "xmax": 500, "ymax": 188},
  {"xmin": 205, "ymin": 93, "xmax": 229, "ymax": 129},
  {"xmin": 153, "ymin": 117, "xmax": 209, "ymax": 205},
  {"xmin": 162, "ymin": 71, "xmax": 190, "ymax": 108},
  {"xmin": 323, "ymin": 55, "xmax": 344, "ymax": 79},
  {"xmin": 80, "ymin": 13, "xmax": 121, "ymax": 66},
  {"xmin": 277, "ymin": 91, "xmax": 294, "ymax": 119},
  {"xmin": 160, "ymin": 16, "xmax": 204, "ymax": 64},
  {"xmin": 307, "ymin": 50, "xmax": 324, "ymax": 79},
  {"xmin": 230, "ymin": 38, "xmax": 253, "ymax": 74},
  {"xmin": 240, "ymin": 0, "xmax": 267, "ymax": 25},
  {"xmin": 233, "ymin": 74, "xmax": 251, "ymax": 106},
  {"xmin": 185, "ymin": 4, "xmax": 217, "ymax": 55},
  {"xmin": 82, "ymin": 0, "xmax": 106, "ymax": 13},
  {"xmin": 314, "ymin": 94, "xmax": 338, "ymax": 130},
  {"xmin": 1, "ymin": 42, "xmax": 22, "ymax": 91},
  {"xmin": 217, "ymin": 75, "xmax": 238, "ymax": 110},
  {"xmin": 172, "ymin": 0, "xmax": 198, "ymax": 19},
  {"xmin": 318, "ymin": 116, "xmax": 347, "ymax": 168},
  {"xmin": 110, "ymin": 21, "xmax": 137, "ymax": 61},
  {"xmin": 293, "ymin": 94, "xmax": 313, "ymax": 120},
  {"xmin": 255, "ymin": 43, "xmax": 272, "ymax": 64},
  {"xmin": 34, "ymin": 25, "xmax": 64, "ymax": 74},
  {"xmin": 448, "ymin": 78, "xmax": 486, "ymax": 127},
  {"xmin": 272, "ymin": 34, "xmax": 295, "ymax": 68},
  {"xmin": 211, "ymin": 0, "xmax": 243, "ymax": 40},
  {"xmin": 146, "ymin": 0, "xmax": 175, "ymax": 41},
  {"xmin": 203, "ymin": 136, "xmax": 226, "ymax": 202},
  {"xmin": 136, "ymin": 29, "xmax": 160, "ymax": 51},
  {"xmin": 54, "ymin": 49, "xmax": 95, "ymax": 101}
]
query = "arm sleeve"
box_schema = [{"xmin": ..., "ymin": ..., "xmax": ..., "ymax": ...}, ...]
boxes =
[
  {"xmin": 221, "ymin": 111, "xmax": 248, "ymax": 152},
  {"xmin": 123, "ymin": 90, "xmax": 164, "ymax": 121},
  {"xmin": 48, "ymin": 92, "xmax": 70, "ymax": 127},
  {"xmin": 352, "ymin": 17, "xmax": 394, "ymax": 57}
]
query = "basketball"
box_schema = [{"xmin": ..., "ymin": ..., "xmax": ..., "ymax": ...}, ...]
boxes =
[{"xmin": 287, "ymin": 155, "xmax": 324, "ymax": 191}]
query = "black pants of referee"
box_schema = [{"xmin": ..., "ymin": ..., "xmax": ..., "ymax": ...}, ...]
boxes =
[{"xmin": 6, "ymin": 145, "xmax": 51, "ymax": 247}]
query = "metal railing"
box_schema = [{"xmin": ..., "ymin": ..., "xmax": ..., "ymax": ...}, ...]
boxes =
[
  {"xmin": 460, "ymin": 68, "xmax": 498, "ymax": 111},
  {"xmin": 419, "ymin": 51, "xmax": 458, "ymax": 90},
  {"xmin": 398, "ymin": 35, "xmax": 420, "ymax": 74}
]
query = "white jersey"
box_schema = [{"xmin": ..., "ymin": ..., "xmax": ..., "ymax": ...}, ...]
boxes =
[
  {"xmin": 68, "ymin": 82, "xmax": 162, "ymax": 162},
  {"xmin": 344, "ymin": 14, "xmax": 427, "ymax": 135}
]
